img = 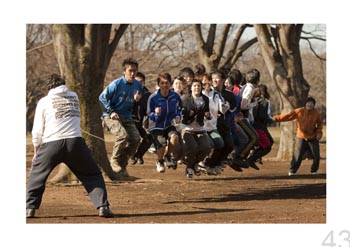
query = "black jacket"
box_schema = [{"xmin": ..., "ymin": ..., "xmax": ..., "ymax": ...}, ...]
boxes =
[
  {"xmin": 132, "ymin": 86, "xmax": 151, "ymax": 122},
  {"xmin": 181, "ymin": 93, "xmax": 210, "ymax": 126}
]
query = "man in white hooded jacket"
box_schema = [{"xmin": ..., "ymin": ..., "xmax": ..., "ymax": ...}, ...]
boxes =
[{"xmin": 26, "ymin": 74, "xmax": 112, "ymax": 218}]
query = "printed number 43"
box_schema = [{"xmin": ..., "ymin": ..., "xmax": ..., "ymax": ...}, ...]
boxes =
[{"xmin": 322, "ymin": 230, "xmax": 350, "ymax": 247}]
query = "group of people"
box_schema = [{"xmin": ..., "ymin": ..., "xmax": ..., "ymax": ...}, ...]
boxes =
[
  {"xmin": 26, "ymin": 58, "xmax": 323, "ymax": 218},
  {"xmin": 99, "ymin": 58, "xmax": 323, "ymax": 179}
]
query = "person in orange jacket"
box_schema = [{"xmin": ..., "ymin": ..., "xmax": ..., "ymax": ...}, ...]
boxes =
[{"xmin": 273, "ymin": 97, "xmax": 323, "ymax": 176}]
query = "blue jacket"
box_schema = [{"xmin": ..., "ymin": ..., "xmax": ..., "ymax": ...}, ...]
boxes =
[
  {"xmin": 147, "ymin": 90, "xmax": 182, "ymax": 131},
  {"xmin": 99, "ymin": 77, "xmax": 142, "ymax": 120}
]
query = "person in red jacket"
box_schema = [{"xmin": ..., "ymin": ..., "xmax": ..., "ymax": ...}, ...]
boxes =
[{"xmin": 273, "ymin": 97, "xmax": 323, "ymax": 176}]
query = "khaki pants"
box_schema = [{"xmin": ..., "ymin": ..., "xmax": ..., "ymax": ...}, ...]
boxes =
[{"xmin": 103, "ymin": 116, "xmax": 141, "ymax": 168}]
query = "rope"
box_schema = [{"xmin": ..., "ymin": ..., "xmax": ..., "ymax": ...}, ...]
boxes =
[{"xmin": 81, "ymin": 129, "xmax": 105, "ymax": 142}]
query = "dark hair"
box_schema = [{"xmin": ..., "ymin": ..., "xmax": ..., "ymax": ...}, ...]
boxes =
[
  {"xmin": 306, "ymin": 96, "xmax": 316, "ymax": 105},
  {"xmin": 157, "ymin": 73, "xmax": 172, "ymax": 85},
  {"xmin": 241, "ymin": 73, "xmax": 247, "ymax": 86},
  {"xmin": 225, "ymin": 76, "xmax": 234, "ymax": 86},
  {"xmin": 202, "ymin": 72, "xmax": 212, "ymax": 82},
  {"xmin": 258, "ymin": 84, "xmax": 270, "ymax": 100},
  {"xmin": 122, "ymin": 58, "xmax": 138, "ymax": 70},
  {"xmin": 179, "ymin": 67, "xmax": 195, "ymax": 78},
  {"xmin": 194, "ymin": 63, "xmax": 206, "ymax": 77},
  {"xmin": 228, "ymin": 69, "xmax": 242, "ymax": 85},
  {"xmin": 172, "ymin": 75, "xmax": 185, "ymax": 85},
  {"xmin": 190, "ymin": 79, "xmax": 202, "ymax": 87},
  {"xmin": 136, "ymin": 71, "xmax": 145, "ymax": 81},
  {"xmin": 246, "ymin": 69, "xmax": 260, "ymax": 84},
  {"xmin": 46, "ymin": 73, "xmax": 66, "ymax": 90},
  {"xmin": 211, "ymin": 70, "xmax": 225, "ymax": 80}
]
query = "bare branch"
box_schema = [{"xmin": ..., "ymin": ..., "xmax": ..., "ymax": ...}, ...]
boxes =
[
  {"xmin": 230, "ymin": 37, "xmax": 258, "ymax": 65},
  {"xmin": 206, "ymin": 24, "xmax": 217, "ymax": 52},
  {"xmin": 301, "ymin": 37, "xmax": 326, "ymax": 61},
  {"xmin": 222, "ymin": 24, "xmax": 253, "ymax": 68},
  {"xmin": 26, "ymin": 41, "xmax": 53, "ymax": 53},
  {"xmin": 193, "ymin": 24, "xmax": 206, "ymax": 48},
  {"xmin": 214, "ymin": 24, "xmax": 231, "ymax": 64},
  {"xmin": 107, "ymin": 24, "xmax": 129, "ymax": 61}
]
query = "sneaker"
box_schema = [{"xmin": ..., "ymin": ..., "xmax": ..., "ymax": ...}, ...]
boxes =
[
  {"xmin": 214, "ymin": 166, "xmax": 223, "ymax": 175},
  {"xmin": 206, "ymin": 166, "xmax": 217, "ymax": 176},
  {"xmin": 128, "ymin": 157, "xmax": 137, "ymax": 165},
  {"xmin": 311, "ymin": 172, "xmax": 317, "ymax": 175},
  {"xmin": 137, "ymin": 157, "xmax": 144, "ymax": 164},
  {"xmin": 110, "ymin": 162, "xmax": 122, "ymax": 173},
  {"xmin": 148, "ymin": 145, "xmax": 157, "ymax": 154},
  {"xmin": 194, "ymin": 165, "xmax": 201, "ymax": 176},
  {"xmin": 165, "ymin": 156, "xmax": 177, "ymax": 170},
  {"xmin": 26, "ymin": 209, "xmax": 35, "ymax": 218},
  {"xmin": 232, "ymin": 157, "xmax": 249, "ymax": 168},
  {"xmin": 227, "ymin": 159, "xmax": 243, "ymax": 172},
  {"xmin": 246, "ymin": 161, "xmax": 260, "ymax": 170},
  {"xmin": 98, "ymin": 206, "xmax": 113, "ymax": 218},
  {"xmin": 256, "ymin": 157, "xmax": 263, "ymax": 165},
  {"xmin": 186, "ymin": 168, "xmax": 194, "ymax": 178},
  {"xmin": 119, "ymin": 168, "xmax": 129, "ymax": 177},
  {"xmin": 197, "ymin": 162, "xmax": 208, "ymax": 174},
  {"xmin": 156, "ymin": 160, "xmax": 165, "ymax": 173},
  {"xmin": 288, "ymin": 171, "xmax": 295, "ymax": 176},
  {"xmin": 220, "ymin": 159, "xmax": 229, "ymax": 168}
]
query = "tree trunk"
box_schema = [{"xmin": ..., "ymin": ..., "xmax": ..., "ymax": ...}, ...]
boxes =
[
  {"xmin": 193, "ymin": 24, "xmax": 256, "ymax": 72},
  {"xmin": 254, "ymin": 24, "xmax": 310, "ymax": 160},
  {"xmin": 51, "ymin": 24, "xmax": 128, "ymax": 182}
]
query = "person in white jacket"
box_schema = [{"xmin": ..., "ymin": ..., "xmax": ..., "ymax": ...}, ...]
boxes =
[{"xmin": 26, "ymin": 74, "xmax": 112, "ymax": 218}]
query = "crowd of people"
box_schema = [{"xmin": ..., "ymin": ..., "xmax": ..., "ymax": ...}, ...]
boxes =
[
  {"xmin": 99, "ymin": 58, "xmax": 323, "ymax": 179},
  {"xmin": 26, "ymin": 57, "xmax": 323, "ymax": 218}
]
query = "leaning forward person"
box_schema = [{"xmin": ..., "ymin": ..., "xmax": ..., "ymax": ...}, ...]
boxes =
[{"xmin": 26, "ymin": 74, "xmax": 112, "ymax": 218}]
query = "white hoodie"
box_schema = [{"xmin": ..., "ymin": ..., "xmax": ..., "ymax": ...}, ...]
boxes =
[
  {"xmin": 202, "ymin": 89, "xmax": 225, "ymax": 131},
  {"xmin": 31, "ymin": 85, "xmax": 82, "ymax": 147}
]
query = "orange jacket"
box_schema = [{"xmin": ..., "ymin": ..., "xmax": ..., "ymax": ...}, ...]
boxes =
[{"xmin": 274, "ymin": 107, "xmax": 323, "ymax": 141}]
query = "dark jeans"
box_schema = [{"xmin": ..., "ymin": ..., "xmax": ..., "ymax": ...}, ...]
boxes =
[
  {"xmin": 290, "ymin": 137, "xmax": 320, "ymax": 173},
  {"xmin": 134, "ymin": 121, "xmax": 153, "ymax": 159},
  {"xmin": 26, "ymin": 137, "xmax": 109, "ymax": 209}
]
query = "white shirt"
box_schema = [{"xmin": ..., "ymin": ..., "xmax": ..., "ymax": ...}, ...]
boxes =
[
  {"xmin": 202, "ymin": 89, "xmax": 225, "ymax": 131},
  {"xmin": 31, "ymin": 85, "xmax": 82, "ymax": 147},
  {"xmin": 240, "ymin": 82, "xmax": 258, "ymax": 122}
]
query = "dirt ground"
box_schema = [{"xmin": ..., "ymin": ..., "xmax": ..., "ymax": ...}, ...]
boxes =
[{"xmin": 25, "ymin": 135, "xmax": 326, "ymax": 224}]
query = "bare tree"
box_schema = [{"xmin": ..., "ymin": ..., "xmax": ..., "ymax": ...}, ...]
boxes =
[
  {"xmin": 26, "ymin": 24, "xmax": 57, "ymax": 133},
  {"xmin": 51, "ymin": 24, "xmax": 128, "ymax": 182},
  {"xmin": 193, "ymin": 24, "xmax": 257, "ymax": 72},
  {"xmin": 254, "ymin": 24, "xmax": 318, "ymax": 160}
]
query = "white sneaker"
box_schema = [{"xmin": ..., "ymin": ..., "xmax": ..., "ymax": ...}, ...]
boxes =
[
  {"xmin": 288, "ymin": 171, "xmax": 295, "ymax": 176},
  {"xmin": 98, "ymin": 206, "xmax": 113, "ymax": 218},
  {"xmin": 156, "ymin": 160, "xmax": 165, "ymax": 173},
  {"xmin": 148, "ymin": 146, "xmax": 157, "ymax": 154},
  {"xmin": 26, "ymin": 209, "xmax": 35, "ymax": 218},
  {"xmin": 165, "ymin": 156, "xmax": 177, "ymax": 170}
]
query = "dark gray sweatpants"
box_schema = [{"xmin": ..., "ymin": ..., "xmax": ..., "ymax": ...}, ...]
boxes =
[{"xmin": 26, "ymin": 137, "xmax": 109, "ymax": 210}]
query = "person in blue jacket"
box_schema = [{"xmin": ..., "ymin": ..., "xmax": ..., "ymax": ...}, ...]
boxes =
[
  {"xmin": 146, "ymin": 73, "xmax": 182, "ymax": 173},
  {"xmin": 99, "ymin": 58, "xmax": 142, "ymax": 177}
]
